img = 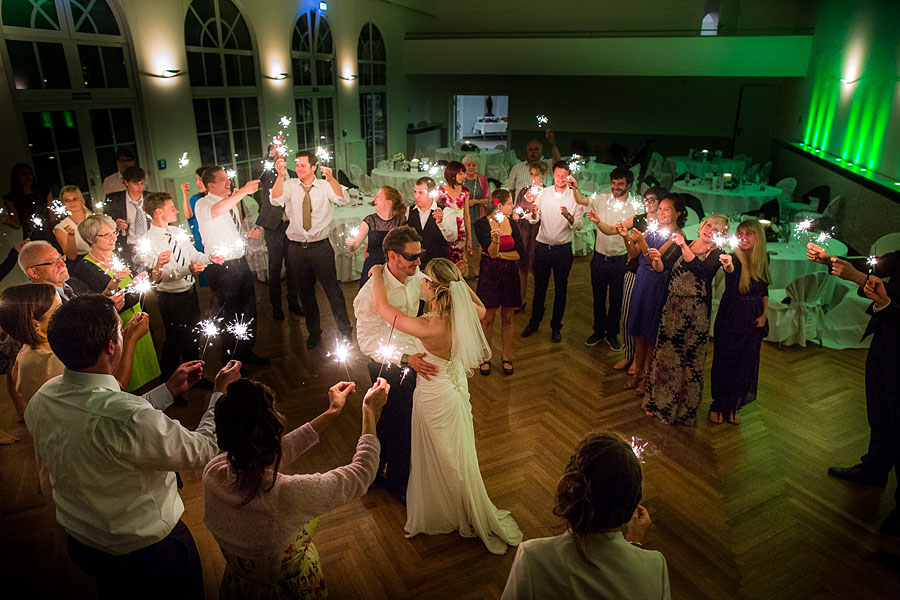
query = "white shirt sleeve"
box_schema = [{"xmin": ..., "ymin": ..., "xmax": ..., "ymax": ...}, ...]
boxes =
[
  {"xmin": 501, "ymin": 543, "xmax": 533, "ymax": 600},
  {"xmin": 270, "ymin": 179, "xmax": 291, "ymax": 206},
  {"xmin": 194, "ymin": 198, "xmax": 213, "ymax": 223},
  {"xmin": 437, "ymin": 211, "xmax": 459, "ymax": 242},
  {"xmin": 141, "ymin": 383, "xmax": 173, "ymax": 411}
]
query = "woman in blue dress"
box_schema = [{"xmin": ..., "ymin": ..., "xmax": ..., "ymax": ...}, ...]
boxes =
[
  {"xmin": 180, "ymin": 166, "xmax": 209, "ymax": 287},
  {"xmin": 624, "ymin": 194, "xmax": 685, "ymax": 395}
]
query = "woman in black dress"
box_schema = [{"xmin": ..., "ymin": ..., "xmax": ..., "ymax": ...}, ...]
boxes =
[
  {"xmin": 346, "ymin": 185, "xmax": 406, "ymax": 288},
  {"xmin": 475, "ymin": 189, "xmax": 523, "ymax": 376},
  {"xmin": 710, "ymin": 219, "xmax": 769, "ymax": 425},
  {"xmin": 2, "ymin": 163, "xmax": 55, "ymax": 246}
]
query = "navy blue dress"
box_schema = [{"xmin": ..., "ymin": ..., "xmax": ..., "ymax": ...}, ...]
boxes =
[{"xmin": 626, "ymin": 230, "xmax": 682, "ymax": 340}]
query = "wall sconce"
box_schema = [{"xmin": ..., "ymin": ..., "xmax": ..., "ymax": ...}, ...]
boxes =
[
  {"xmin": 839, "ymin": 75, "xmax": 862, "ymax": 84},
  {"xmin": 339, "ymin": 73, "xmax": 357, "ymax": 81},
  {"xmin": 264, "ymin": 72, "xmax": 290, "ymax": 80},
  {"xmin": 148, "ymin": 68, "xmax": 181, "ymax": 79}
]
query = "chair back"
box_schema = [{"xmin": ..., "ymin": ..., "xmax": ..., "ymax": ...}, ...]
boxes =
[
  {"xmin": 349, "ymin": 164, "xmax": 364, "ymax": 184},
  {"xmin": 775, "ymin": 177, "xmax": 797, "ymax": 202},
  {"xmin": 680, "ymin": 193, "xmax": 706, "ymax": 220},
  {"xmin": 759, "ymin": 161, "xmax": 773, "ymax": 183},
  {"xmin": 746, "ymin": 163, "xmax": 761, "ymax": 179},
  {"xmin": 871, "ymin": 232, "xmax": 900, "ymax": 256}
]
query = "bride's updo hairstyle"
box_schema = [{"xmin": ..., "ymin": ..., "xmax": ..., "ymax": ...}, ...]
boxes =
[
  {"xmin": 215, "ymin": 379, "xmax": 286, "ymax": 506},
  {"xmin": 423, "ymin": 257, "xmax": 463, "ymax": 317},
  {"xmin": 553, "ymin": 431, "xmax": 642, "ymax": 559}
]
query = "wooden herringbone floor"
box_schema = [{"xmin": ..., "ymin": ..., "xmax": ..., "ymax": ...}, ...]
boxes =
[{"xmin": 1, "ymin": 255, "xmax": 898, "ymax": 599}]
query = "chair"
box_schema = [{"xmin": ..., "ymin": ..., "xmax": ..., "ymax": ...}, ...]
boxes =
[
  {"xmin": 870, "ymin": 232, "xmax": 900, "ymax": 256},
  {"xmin": 337, "ymin": 169, "xmax": 359, "ymax": 190},
  {"xmin": 329, "ymin": 222, "xmax": 364, "ymax": 282},
  {"xmin": 349, "ymin": 164, "xmax": 364, "ymax": 186},
  {"xmin": 746, "ymin": 163, "xmax": 761, "ymax": 180},
  {"xmin": 820, "ymin": 277, "xmax": 872, "ymax": 350},
  {"xmin": 765, "ymin": 271, "xmax": 828, "ymax": 347},
  {"xmin": 486, "ymin": 177, "xmax": 503, "ymax": 191},
  {"xmin": 758, "ymin": 161, "xmax": 773, "ymax": 183},
  {"xmin": 783, "ymin": 183, "xmax": 826, "ymax": 221},
  {"xmin": 684, "ymin": 205, "xmax": 701, "ymax": 227},
  {"xmin": 680, "ymin": 193, "xmax": 705, "ymax": 220},
  {"xmin": 774, "ymin": 177, "xmax": 797, "ymax": 202},
  {"xmin": 357, "ymin": 173, "xmax": 374, "ymax": 195}
]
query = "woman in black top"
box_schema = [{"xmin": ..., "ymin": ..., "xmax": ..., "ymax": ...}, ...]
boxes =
[
  {"xmin": 346, "ymin": 185, "xmax": 406, "ymax": 288},
  {"xmin": 474, "ymin": 189, "xmax": 523, "ymax": 376},
  {"xmin": 3, "ymin": 163, "xmax": 53, "ymax": 240}
]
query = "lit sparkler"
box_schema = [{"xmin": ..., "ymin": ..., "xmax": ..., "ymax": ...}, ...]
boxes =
[
  {"xmin": 646, "ymin": 220, "xmax": 669, "ymax": 239},
  {"xmin": 279, "ymin": 115, "xmax": 292, "ymax": 128},
  {"xmin": 226, "ymin": 315, "xmax": 253, "ymax": 357},
  {"xmin": 493, "ymin": 212, "xmax": 505, "ymax": 223},
  {"xmin": 514, "ymin": 206, "xmax": 526, "ymax": 216},
  {"xmin": 376, "ymin": 316, "xmax": 399, "ymax": 378},
  {"xmin": 794, "ymin": 219, "xmax": 813, "ymax": 236},
  {"xmin": 95, "ymin": 201, "xmax": 104, "ymax": 211},
  {"xmin": 30, "ymin": 215, "xmax": 44, "ymax": 230},
  {"xmin": 315, "ymin": 146, "xmax": 332, "ymax": 163},
  {"xmin": 529, "ymin": 184, "xmax": 542, "ymax": 197},
  {"xmin": 110, "ymin": 255, "xmax": 129, "ymax": 273},
  {"xmin": 348, "ymin": 226, "xmax": 360, "ymax": 238},
  {"xmin": 50, "ymin": 199, "xmax": 70, "ymax": 219},
  {"xmin": 124, "ymin": 277, "xmax": 154, "ymax": 305},
  {"xmin": 225, "ymin": 168, "xmax": 237, "ymax": 180},
  {"xmin": 195, "ymin": 318, "xmax": 221, "ymax": 361},
  {"xmin": 178, "ymin": 152, "xmax": 190, "ymax": 168},
  {"xmin": 536, "ymin": 114, "xmax": 549, "ymax": 127},
  {"xmin": 135, "ymin": 237, "xmax": 153, "ymax": 259},
  {"xmin": 712, "ymin": 233, "xmax": 740, "ymax": 250},
  {"xmin": 867, "ymin": 255, "xmax": 878, "ymax": 273},
  {"xmin": 327, "ymin": 339, "xmax": 353, "ymax": 381},
  {"xmin": 815, "ymin": 230, "xmax": 832, "ymax": 244},
  {"xmin": 630, "ymin": 436, "xmax": 649, "ymax": 464},
  {"xmin": 262, "ymin": 159, "xmax": 275, "ymax": 172},
  {"xmin": 399, "ymin": 367, "xmax": 411, "ymax": 385},
  {"xmin": 429, "ymin": 188, "xmax": 440, "ymax": 199},
  {"xmin": 172, "ymin": 226, "xmax": 193, "ymax": 245}
]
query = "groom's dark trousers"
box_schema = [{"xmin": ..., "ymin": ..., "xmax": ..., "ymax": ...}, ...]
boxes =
[{"xmin": 368, "ymin": 360, "xmax": 417, "ymax": 500}]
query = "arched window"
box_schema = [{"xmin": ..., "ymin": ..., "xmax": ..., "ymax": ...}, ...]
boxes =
[
  {"xmin": 1, "ymin": 0, "xmax": 137, "ymax": 199},
  {"xmin": 292, "ymin": 10, "xmax": 336, "ymax": 162},
  {"xmin": 357, "ymin": 23, "xmax": 387, "ymax": 171},
  {"xmin": 701, "ymin": 12, "xmax": 719, "ymax": 36},
  {"xmin": 185, "ymin": 0, "xmax": 261, "ymax": 187}
]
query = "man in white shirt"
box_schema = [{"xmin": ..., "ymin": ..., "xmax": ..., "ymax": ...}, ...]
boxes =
[
  {"xmin": 143, "ymin": 192, "xmax": 224, "ymax": 380},
  {"xmin": 271, "ymin": 150, "xmax": 352, "ymax": 348},
  {"xmin": 25, "ymin": 294, "xmax": 242, "ymax": 598},
  {"xmin": 408, "ymin": 177, "xmax": 458, "ymax": 267},
  {"xmin": 195, "ymin": 166, "xmax": 267, "ymax": 365},
  {"xmin": 521, "ymin": 162, "xmax": 586, "ymax": 343},
  {"xmin": 101, "ymin": 147, "xmax": 135, "ymax": 198},
  {"xmin": 353, "ymin": 226, "xmax": 435, "ymax": 502},
  {"xmin": 585, "ymin": 166, "xmax": 639, "ymax": 351},
  {"xmin": 507, "ymin": 130, "xmax": 562, "ymax": 200}
]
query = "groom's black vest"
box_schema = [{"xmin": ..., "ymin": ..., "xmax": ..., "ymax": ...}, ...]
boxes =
[{"xmin": 409, "ymin": 207, "xmax": 449, "ymax": 267}]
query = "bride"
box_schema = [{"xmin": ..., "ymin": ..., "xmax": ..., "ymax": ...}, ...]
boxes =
[{"xmin": 369, "ymin": 258, "xmax": 522, "ymax": 555}]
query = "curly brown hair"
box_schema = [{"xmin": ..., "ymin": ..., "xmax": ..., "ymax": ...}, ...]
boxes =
[
  {"xmin": 553, "ymin": 431, "xmax": 642, "ymax": 556},
  {"xmin": 214, "ymin": 379, "xmax": 286, "ymax": 506}
]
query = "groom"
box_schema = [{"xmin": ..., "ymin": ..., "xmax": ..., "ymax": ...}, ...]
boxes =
[{"xmin": 354, "ymin": 226, "xmax": 436, "ymax": 503}]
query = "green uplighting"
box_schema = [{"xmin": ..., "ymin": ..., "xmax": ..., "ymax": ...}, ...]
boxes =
[{"xmin": 836, "ymin": 157, "xmax": 842, "ymax": 161}]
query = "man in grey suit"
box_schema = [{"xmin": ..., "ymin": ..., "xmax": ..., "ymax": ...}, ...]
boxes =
[{"xmin": 254, "ymin": 144, "xmax": 303, "ymax": 321}]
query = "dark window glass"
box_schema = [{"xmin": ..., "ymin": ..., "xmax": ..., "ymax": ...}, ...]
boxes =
[
  {"xmin": 1, "ymin": 0, "xmax": 60, "ymax": 30},
  {"xmin": 187, "ymin": 51, "xmax": 205, "ymax": 86},
  {"xmin": 292, "ymin": 58, "xmax": 311, "ymax": 86},
  {"xmin": 214, "ymin": 132, "xmax": 232, "ymax": 165},
  {"xmin": 239, "ymin": 55, "xmax": 255, "ymax": 86},
  {"xmin": 78, "ymin": 45, "xmax": 104, "ymax": 88},
  {"xmin": 244, "ymin": 97, "xmax": 259, "ymax": 129},
  {"xmin": 102, "ymin": 46, "xmax": 127, "ymax": 87},
  {"xmin": 233, "ymin": 130, "xmax": 247, "ymax": 163},
  {"xmin": 317, "ymin": 17, "xmax": 333, "ymax": 55},
  {"xmin": 293, "ymin": 13, "xmax": 312, "ymax": 52},
  {"xmin": 185, "ymin": 0, "xmax": 217, "ymax": 48},
  {"xmin": 316, "ymin": 59, "xmax": 333, "ymax": 87},
  {"xmin": 6, "ymin": 40, "xmax": 42, "ymax": 89},
  {"xmin": 203, "ymin": 53, "xmax": 224, "ymax": 86},
  {"xmin": 210, "ymin": 99, "xmax": 228, "ymax": 130},
  {"xmin": 24, "ymin": 111, "xmax": 88, "ymax": 196},
  {"xmin": 38, "ymin": 42, "xmax": 70, "ymax": 88},
  {"xmin": 71, "ymin": 0, "xmax": 120, "ymax": 35},
  {"xmin": 247, "ymin": 129, "xmax": 261, "ymax": 159},
  {"xmin": 229, "ymin": 97, "xmax": 244, "ymax": 128},
  {"xmin": 22, "ymin": 112, "xmax": 55, "ymax": 154},
  {"xmin": 193, "ymin": 99, "xmax": 212, "ymax": 134},
  {"xmin": 198, "ymin": 134, "xmax": 215, "ymax": 166},
  {"xmin": 110, "ymin": 108, "xmax": 135, "ymax": 143},
  {"xmin": 90, "ymin": 109, "xmax": 114, "ymax": 146}
]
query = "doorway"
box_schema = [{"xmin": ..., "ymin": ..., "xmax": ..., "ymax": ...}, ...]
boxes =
[{"xmin": 453, "ymin": 95, "xmax": 509, "ymax": 149}]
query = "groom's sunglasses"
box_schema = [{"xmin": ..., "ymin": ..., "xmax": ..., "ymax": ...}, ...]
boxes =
[{"xmin": 397, "ymin": 250, "xmax": 424, "ymax": 262}]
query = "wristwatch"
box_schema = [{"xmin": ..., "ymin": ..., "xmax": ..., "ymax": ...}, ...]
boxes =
[{"xmin": 400, "ymin": 353, "xmax": 409, "ymax": 369}]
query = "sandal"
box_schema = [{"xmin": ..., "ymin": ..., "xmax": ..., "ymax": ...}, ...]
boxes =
[
  {"xmin": 502, "ymin": 359, "xmax": 514, "ymax": 375},
  {"xmin": 709, "ymin": 410, "xmax": 723, "ymax": 424},
  {"xmin": 613, "ymin": 358, "xmax": 631, "ymax": 371},
  {"xmin": 728, "ymin": 411, "xmax": 742, "ymax": 425},
  {"xmin": 479, "ymin": 361, "xmax": 491, "ymax": 376}
]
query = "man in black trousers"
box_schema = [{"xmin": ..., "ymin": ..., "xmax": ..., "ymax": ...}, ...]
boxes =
[
  {"xmin": 270, "ymin": 151, "xmax": 352, "ymax": 348},
  {"xmin": 253, "ymin": 144, "xmax": 303, "ymax": 321},
  {"xmin": 408, "ymin": 176, "xmax": 458, "ymax": 268},
  {"xmin": 808, "ymin": 244, "xmax": 900, "ymax": 541}
]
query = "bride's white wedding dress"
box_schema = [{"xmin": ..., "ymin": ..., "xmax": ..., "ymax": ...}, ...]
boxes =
[{"xmin": 404, "ymin": 284, "xmax": 522, "ymax": 555}]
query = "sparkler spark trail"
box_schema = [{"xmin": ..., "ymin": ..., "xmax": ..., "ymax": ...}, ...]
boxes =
[
  {"xmin": 536, "ymin": 114, "xmax": 549, "ymax": 127},
  {"xmin": 327, "ymin": 340, "xmax": 353, "ymax": 381},
  {"xmin": 173, "ymin": 226, "xmax": 193, "ymax": 245},
  {"xmin": 815, "ymin": 230, "xmax": 832, "ymax": 244},
  {"xmin": 124, "ymin": 277, "xmax": 154, "ymax": 305},
  {"xmin": 712, "ymin": 233, "xmax": 740, "ymax": 250},
  {"xmin": 262, "ymin": 159, "xmax": 274, "ymax": 172},
  {"xmin": 795, "ymin": 219, "xmax": 813, "ymax": 235},
  {"xmin": 195, "ymin": 318, "xmax": 221, "ymax": 361},
  {"xmin": 226, "ymin": 315, "xmax": 253, "ymax": 356},
  {"xmin": 178, "ymin": 152, "xmax": 190, "ymax": 168},
  {"xmin": 50, "ymin": 199, "xmax": 70, "ymax": 218},
  {"xmin": 315, "ymin": 146, "xmax": 332, "ymax": 163},
  {"xmin": 30, "ymin": 215, "xmax": 44, "ymax": 229},
  {"xmin": 630, "ymin": 436, "xmax": 649, "ymax": 464},
  {"xmin": 225, "ymin": 168, "xmax": 237, "ymax": 179},
  {"xmin": 279, "ymin": 115, "xmax": 292, "ymax": 128},
  {"xmin": 399, "ymin": 367, "xmax": 410, "ymax": 385},
  {"xmin": 110, "ymin": 255, "xmax": 129, "ymax": 273},
  {"xmin": 867, "ymin": 255, "xmax": 878, "ymax": 273},
  {"xmin": 376, "ymin": 316, "xmax": 399, "ymax": 379}
]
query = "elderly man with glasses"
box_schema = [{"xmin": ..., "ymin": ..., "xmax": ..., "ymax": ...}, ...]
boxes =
[{"xmin": 16, "ymin": 241, "xmax": 120, "ymax": 308}]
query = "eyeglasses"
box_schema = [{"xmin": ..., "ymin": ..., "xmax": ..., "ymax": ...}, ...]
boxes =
[
  {"xmin": 396, "ymin": 250, "xmax": 423, "ymax": 262},
  {"xmin": 29, "ymin": 255, "xmax": 65, "ymax": 269},
  {"xmin": 95, "ymin": 231, "xmax": 117, "ymax": 239}
]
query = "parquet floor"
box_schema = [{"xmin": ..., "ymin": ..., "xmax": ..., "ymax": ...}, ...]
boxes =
[{"xmin": 1, "ymin": 255, "xmax": 898, "ymax": 599}]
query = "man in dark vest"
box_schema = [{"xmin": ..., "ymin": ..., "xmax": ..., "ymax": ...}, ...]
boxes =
[
  {"xmin": 254, "ymin": 144, "xmax": 303, "ymax": 321},
  {"xmin": 407, "ymin": 177, "xmax": 458, "ymax": 267}
]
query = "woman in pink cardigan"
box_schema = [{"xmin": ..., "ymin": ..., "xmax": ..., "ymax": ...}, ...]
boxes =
[
  {"xmin": 203, "ymin": 377, "xmax": 389, "ymax": 599},
  {"xmin": 462, "ymin": 154, "xmax": 492, "ymax": 274}
]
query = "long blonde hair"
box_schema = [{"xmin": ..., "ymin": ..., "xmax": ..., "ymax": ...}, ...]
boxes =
[
  {"xmin": 423, "ymin": 258, "xmax": 463, "ymax": 317},
  {"xmin": 734, "ymin": 219, "xmax": 770, "ymax": 293}
]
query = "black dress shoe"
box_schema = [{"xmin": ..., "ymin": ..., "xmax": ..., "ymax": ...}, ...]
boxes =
[
  {"xmin": 272, "ymin": 306, "xmax": 285, "ymax": 321},
  {"xmin": 306, "ymin": 334, "xmax": 321, "ymax": 349},
  {"xmin": 521, "ymin": 323, "xmax": 538, "ymax": 338},
  {"xmin": 239, "ymin": 351, "xmax": 270, "ymax": 365},
  {"xmin": 195, "ymin": 378, "xmax": 214, "ymax": 390},
  {"xmin": 880, "ymin": 508, "xmax": 900, "ymax": 536},
  {"xmin": 827, "ymin": 464, "xmax": 888, "ymax": 487},
  {"xmin": 551, "ymin": 330, "xmax": 562, "ymax": 343},
  {"xmin": 172, "ymin": 395, "xmax": 188, "ymax": 407},
  {"xmin": 289, "ymin": 304, "xmax": 304, "ymax": 316}
]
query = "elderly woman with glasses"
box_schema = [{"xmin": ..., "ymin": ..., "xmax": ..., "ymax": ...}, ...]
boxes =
[{"xmin": 69, "ymin": 214, "xmax": 160, "ymax": 391}]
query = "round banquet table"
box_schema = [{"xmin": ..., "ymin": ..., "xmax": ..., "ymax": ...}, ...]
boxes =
[
  {"xmin": 434, "ymin": 147, "xmax": 504, "ymax": 168},
  {"xmin": 665, "ymin": 155, "xmax": 747, "ymax": 178},
  {"xmin": 330, "ymin": 200, "xmax": 372, "ymax": 282},
  {"xmin": 674, "ymin": 180, "xmax": 780, "ymax": 217},
  {"xmin": 682, "ymin": 223, "xmax": 848, "ymax": 289},
  {"xmin": 369, "ymin": 168, "xmax": 435, "ymax": 204},
  {"xmin": 573, "ymin": 162, "xmax": 640, "ymax": 188}
]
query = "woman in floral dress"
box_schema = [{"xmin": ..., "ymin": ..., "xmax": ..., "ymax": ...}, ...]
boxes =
[
  {"xmin": 438, "ymin": 161, "xmax": 469, "ymax": 263},
  {"xmin": 643, "ymin": 214, "xmax": 729, "ymax": 425}
]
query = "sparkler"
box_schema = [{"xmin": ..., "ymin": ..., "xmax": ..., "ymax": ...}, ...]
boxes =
[
  {"xmin": 376, "ymin": 316, "xmax": 399, "ymax": 378},
  {"xmin": 262, "ymin": 159, "xmax": 275, "ymax": 172},
  {"xmin": 50, "ymin": 199, "xmax": 70, "ymax": 219},
  {"xmin": 794, "ymin": 219, "xmax": 813, "ymax": 237},
  {"xmin": 429, "ymin": 188, "xmax": 440, "ymax": 200},
  {"xmin": 815, "ymin": 230, "xmax": 832, "ymax": 244},
  {"xmin": 178, "ymin": 152, "xmax": 190, "ymax": 168},
  {"xmin": 110, "ymin": 255, "xmax": 129, "ymax": 273},
  {"xmin": 327, "ymin": 339, "xmax": 353, "ymax": 381},
  {"xmin": 399, "ymin": 367, "xmax": 410, "ymax": 385},
  {"xmin": 646, "ymin": 220, "xmax": 670, "ymax": 240},
  {"xmin": 514, "ymin": 206, "xmax": 526, "ymax": 216},
  {"xmin": 30, "ymin": 215, "xmax": 44, "ymax": 230},
  {"xmin": 195, "ymin": 318, "xmax": 221, "ymax": 361},
  {"xmin": 279, "ymin": 115, "xmax": 292, "ymax": 128},
  {"xmin": 536, "ymin": 114, "xmax": 549, "ymax": 127},
  {"xmin": 226, "ymin": 315, "xmax": 253, "ymax": 357},
  {"xmin": 348, "ymin": 226, "xmax": 360, "ymax": 238},
  {"xmin": 225, "ymin": 168, "xmax": 237, "ymax": 180},
  {"xmin": 95, "ymin": 201, "xmax": 104, "ymax": 211},
  {"xmin": 315, "ymin": 146, "xmax": 332, "ymax": 164},
  {"xmin": 172, "ymin": 226, "xmax": 193, "ymax": 245},
  {"xmin": 867, "ymin": 255, "xmax": 878, "ymax": 273},
  {"xmin": 529, "ymin": 184, "xmax": 542, "ymax": 197},
  {"xmin": 712, "ymin": 233, "xmax": 740, "ymax": 250},
  {"xmin": 124, "ymin": 277, "xmax": 154, "ymax": 306},
  {"xmin": 134, "ymin": 237, "xmax": 153, "ymax": 260},
  {"xmin": 629, "ymin": 436, "xmax": 649, "ymax": 464},
  {"xmin": 493, "ymin": 212, "xmax": 506, "ymax": 223}
]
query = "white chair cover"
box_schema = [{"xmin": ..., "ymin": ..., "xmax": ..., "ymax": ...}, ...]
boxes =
[
  {"xmin": 242, "ymin": 217, "xmax": 268, "ymax": 282},
  {"xmin": 485, "ymin": 163, "xmax": 508, "ymax": 183},
  {"xmin": 329, "ymin": 222, "xmax": 365, "ymax": 282},
  {"xmin": 759, "ymin": 161, "xmax": 773, "ymax": 184},
  {"xmin": 357, "ymin": 173, "xmax": 374, "ymax": 195},
  {"xmin": 775, "ymin": 177, "xmax": 797, "ymax": 202},
  {"xmin": 870, "ymin": 232, "xmax": 900, "ymax": 256},
  {"xmin": 820, "ymin": 278, "xmax": 872, "ymax": 349},
  {"xmin": 765, "ymin": 271, "xmax": 827, "ymax": 347},
  {"xmin": 349, "ymin": 164, "xmax": 364, "ymax": 186},
  {"xmin": 684, "ymin": 206, "xmax": 701, "ymax": 227}
]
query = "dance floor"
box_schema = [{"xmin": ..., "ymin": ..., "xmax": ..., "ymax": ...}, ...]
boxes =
[{"xmin": 1, "ymin": 255, "xmax": 898, "ymax": 599}]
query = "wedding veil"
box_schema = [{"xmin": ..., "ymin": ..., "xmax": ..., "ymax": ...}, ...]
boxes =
[{"xmin": 448, "ymin": 281, "xmax": 492, "ymax": 377}]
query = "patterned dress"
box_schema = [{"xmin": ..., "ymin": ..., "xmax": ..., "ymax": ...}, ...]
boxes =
[
  {"xmin": 438, "ymin": 185, "xmax": 469, "ymax": 262},
  {"xmin": 643, "ymin": 247, "xmax": 723, "ymax": 425},
  {"xmin": 219, "ymin": 518, "xmax": 327, "ymax": 600}
]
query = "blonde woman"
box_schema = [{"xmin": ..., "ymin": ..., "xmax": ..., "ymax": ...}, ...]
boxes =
[
  {"xmin": 52, "ymin": 185, "xmax": 92, "ymax": 260},
  {"xmin": 643, "ymin": 214, "xmax": 729, "ymax": 425},
  {"xmin": 710, "ymin": 219, "xmax": 769, "ymax": 425},
  {"xmin": 368, "ymin": 258, "xmax": 522, "ymax": 555}
]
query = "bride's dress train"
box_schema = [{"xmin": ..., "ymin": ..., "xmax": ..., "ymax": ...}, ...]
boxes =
[{"xmin": 404, "ymin": 337, "xmax": 522, "ymax": 555}]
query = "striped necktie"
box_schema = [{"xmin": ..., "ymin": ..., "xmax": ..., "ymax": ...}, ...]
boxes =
[{"xmin": 166, "ymin": 231, "xmax": 193, "ymax": 284}]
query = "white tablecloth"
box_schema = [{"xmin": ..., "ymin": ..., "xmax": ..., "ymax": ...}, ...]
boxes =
[
  {"xmin": 573, "ymin": 162, "xmax": 640, "ymax": 187},
  {"xmin": 369, "ymin": 168, "xmax": 429, "ymax": 204},
  {"xmin": 666, "ymin": 155, "xmax": 747, "ymax": 178},
  {"xmin": 674, "ymin": 180, "xmax": 780, "ymax": 216},
  {"xmin": 434, "ymin": 147, "xmax": 505, "ymax": 168},
  {"xmin": 330, "ymin": 201, "xmax": 372, "ymax": 282},
  {"xmin": 473, "ymin": 119, "xmax": 507, "ymax": 135}
]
